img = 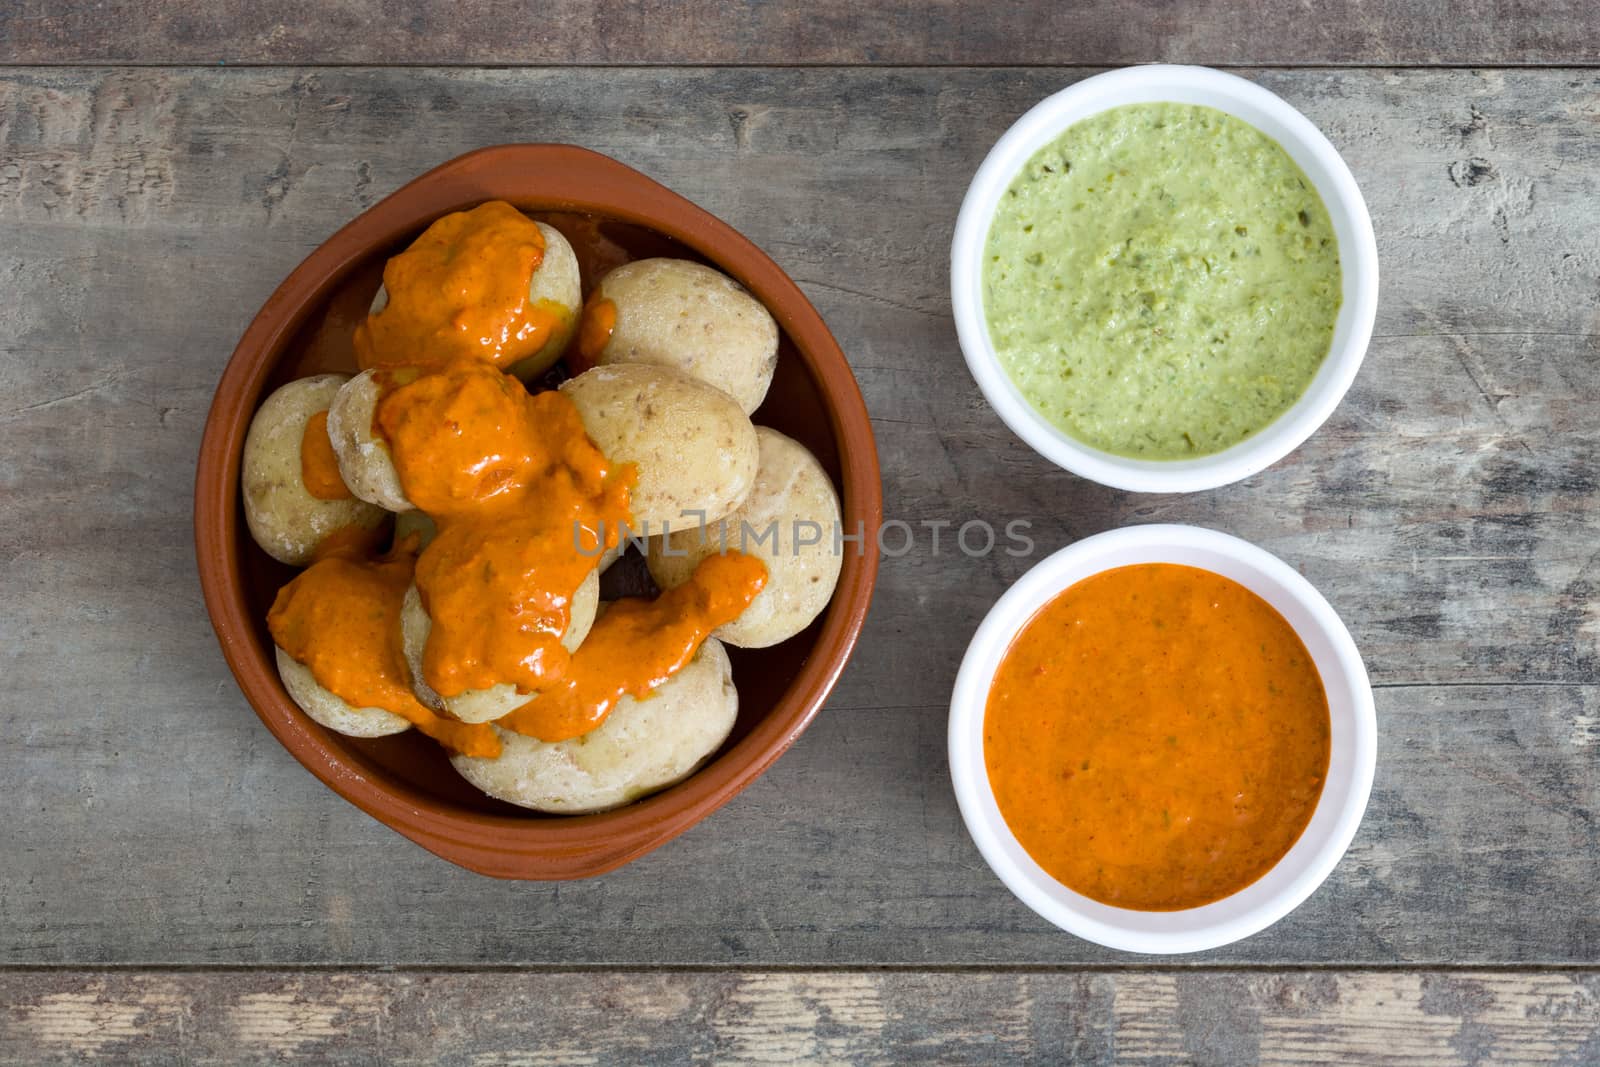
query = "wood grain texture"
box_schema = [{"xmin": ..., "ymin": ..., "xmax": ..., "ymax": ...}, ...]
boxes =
[
  {"xmin": 1, "ymin": 1, "xmax": 1598, "ymax": 67},
  {"xmin": 1, "ymin": 969, "xmax": 1597, "ymax": 1064},
  {"xmin": 1, "ymin": 67, "xmax": 1597, "ymax": 967}
]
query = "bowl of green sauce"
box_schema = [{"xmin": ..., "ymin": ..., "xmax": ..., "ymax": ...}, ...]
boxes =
[{"xmin": 951, "ymin": 65, "xmax": 1378, "ymax": 492}]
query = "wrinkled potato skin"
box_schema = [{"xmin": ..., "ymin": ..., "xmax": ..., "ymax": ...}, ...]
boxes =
[
  {"xmin": 242, "ymin": 374, "xmax": 388, "ymax": 565},
  {"xmin": 588, "ymin": 258, "xmax": 779, "ymax": 415},
  {"xmin": 450, "ymin": 636, "xmax": 738, "ymax": 814},
  {"xmin": 561, "ymin": 364, "xmax": 757, "ymax": 532},
  {"xmin": 275, "ymin": 646, "xmax": 411, "ymax": 738},
  {"xmin": 400, "ymin": 569, "xmax": 600, "ymax": 724},
  {"xmin": 647, "ymin": 427, "xmax": 843, "ymax": 648},
  {"xmin": 326, "ymin": 369, "xmax": 413, "ymax": 512}
]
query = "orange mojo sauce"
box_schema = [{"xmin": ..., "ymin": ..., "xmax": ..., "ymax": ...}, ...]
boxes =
[
  {"xmin": 375, "ymin": 358, "xmax": 632, "ymax": 701},
  {"xmin": 269, "ymin": 201, "xmax": 767, "ymax": 752},
  {"xmin": 501, "ymin": 551, "xmax": 767, "ymax": 742},
  {"xmin": 353, "ymin": 200, "xmax": 565, "ymax": 371},
  {"xmin": 268, "ymin": 535, "xmax": 500, "ymax": 758},
  {"xmin": 299, "ymin": 410, "xmax": 351, "ymax": 500},
  {"xmin": 984, "ymin": 563, "xmax": 1330, "ymax": 911},
  {"xmin": 570, "ymin": 293, "xmax": 617, "ymax": 375}
]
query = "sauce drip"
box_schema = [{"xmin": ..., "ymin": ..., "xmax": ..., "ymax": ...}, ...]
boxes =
[
  {"xmin": 984, "ymin": 563, "xmax": 1329, "ymax": 911},
  {"xmin": 374, "ymin": 358, "xmax": 631, "ymax": 697},
  {"xmin": 354, "ymin": 200, "xmax": 561, "ymax": 371},
  {"xmin": 268, "ymin": 536, "xmax": 501, "ymax": 758},
  {"xmin": 300, "ymin": 410, "xmax": 352, "ymax": 500},
  {"xmin": 500, "ymin": 551, "xmax": 766, "ymax": 741},
  {"xmin": 570, "ymin": 294, "xmax": 617, "ymax": 375}
]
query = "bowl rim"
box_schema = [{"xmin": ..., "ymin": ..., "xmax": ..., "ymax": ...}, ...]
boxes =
[
  {"xmin": 950, "ymin": 64, "xmax": 1380, "ymax": 493},
  {"xmin": 194, "ymin": 144, "xmax": 883, "ymax": 879},
  {"xmin": 947, "ymin": 524, "xmax": 1376, "ymax": 954}
]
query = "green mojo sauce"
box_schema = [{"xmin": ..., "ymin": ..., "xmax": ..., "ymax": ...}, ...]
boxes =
[{"xmin": 983, "ymin": 103, "xmax": 1342, "ymax": 459}]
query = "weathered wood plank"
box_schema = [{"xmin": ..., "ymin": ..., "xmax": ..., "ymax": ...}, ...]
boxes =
[
  {"xmin": 1, "ymin": 67, "xmax": 1598, "ymax": 966},
  {"xmin": 1, "ymin": 969, "xmax": 1597, "ymax": 1064},
  {"xmin": 1, "ymin": 1, "xmax": 1598, "ymax": 67}
]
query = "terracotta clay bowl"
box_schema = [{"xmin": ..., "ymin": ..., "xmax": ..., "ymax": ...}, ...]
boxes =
[{"xmin": 194, "ymin": 145, "xmax": 882, "ymax": 879}]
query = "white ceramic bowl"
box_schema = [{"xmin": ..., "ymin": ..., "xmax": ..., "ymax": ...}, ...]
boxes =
[
  {"xmin": 951, "ymin": 65, "xmax": 1379, "ymax": 493},
  {"xmin": 948, "ymin": 525, "xmax": 1376, "ymax": 954}
]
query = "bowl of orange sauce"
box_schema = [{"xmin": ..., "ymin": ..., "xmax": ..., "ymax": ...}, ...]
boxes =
[
  {"xmin": 949, "ymin": 524, "xmax": 1375, "ymax": 953},
  {"xmin": 195, "ymin": 146, "xmax": 882, "ymax": 878}
]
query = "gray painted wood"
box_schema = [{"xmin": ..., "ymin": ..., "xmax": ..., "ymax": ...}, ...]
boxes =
[
  {"xmin": 1, "ymin": 1, "xmax": 1597, "ymax": 67},
  {"xmin": 1, "ymin": 67, "xmax": 1597, "ymax": 968},
  {"xmin": 2, "ymin": 969, "xmax": 1598, "ymax": 1064}
]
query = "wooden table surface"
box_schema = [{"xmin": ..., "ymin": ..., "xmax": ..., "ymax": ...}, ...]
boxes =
[{"xmin": 3, "ymin": 3, "xmax": 1599, "ymax": 1062}]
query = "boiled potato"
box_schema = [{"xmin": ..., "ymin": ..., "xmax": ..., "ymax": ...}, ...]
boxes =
[
  {"xmin": 582, "ymin": 258, "xmax": 778, "ymax": 415},
  {"xmin": 241, "ymin": 374, "xmax": 388, "ymax": 565},
  {"xmin": 561, "ymin": 364, "xmax": 757, "ymax": 532},
  {"xmin": 507, "ymin": 222, "xmax": 582, "ymax": 381},
  {"xmin": 400, "ymin": 569, "xmax": 600, "ymax": 723},
  {"xmin": 370, "ymin": 221, "xmax": 580, "ymax": 383},
  {"xmin": 450, "ymin": 635, "xmax": 738, "ymax": 813},
  {"xmin": 647, "ymin": 427, "xmax": 842, "ymax": 648},
  {"xmin": 275, "ymin": 646, "xmax": 411, "ymax": 738},
  {"xmin": 326, "ymin": 369, "xmax": 413, "ymax": 512}
]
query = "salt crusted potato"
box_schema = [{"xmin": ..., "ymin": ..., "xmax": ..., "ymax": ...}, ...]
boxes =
[
  {"xmin": 326, "ymin": 369, "xmax": 413, "ymax": 512},
  {"xmin": 450, "ymin": 635, "xmax": 738, "ymax": 814},
  {"xmin": 560, "ymin": 364, "xmax": 757, "ymax": 532},
  {"xmin": 275, "ymin": 646, "xmax": 411, "ymax": 738},
  {"xmin": 647, "ymin": 427, "xmax": 842, "ymax": 648},
  {"xmin": 399, "ymin": 569, "xmax": 600, "ymax": 724},
  {"xmin": 241, "ymin": 374, "xmax": 388, "ymax": 565},
  {"xmin": 583, "ymin": 258, "xmax": 779, "ymax": 415},
  {"xmin": 370, "ymin": 221, "xmax": 580, "ymax": 382}
]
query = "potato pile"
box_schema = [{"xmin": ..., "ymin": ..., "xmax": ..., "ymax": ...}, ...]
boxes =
[{"xmin": 242, "ymin": 213, "xmax": 844, "ymax": 815}]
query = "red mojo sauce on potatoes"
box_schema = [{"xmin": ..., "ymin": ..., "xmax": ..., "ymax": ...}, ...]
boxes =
[
  {"xmin": 268, "ymin": 533, "xmax": 500, "ymax": 758},
  {"xmin": 299, "ymin": 410, "xmax": 352, "ymax": 500},
  {"xmin": 352, "ymin": 201, "xmax": 564, "ymax": 371},
  {"xmin": 269, "ymin": 201, "xmax": 765, "ymax": 752},
  {"xmin": 571, "ymin": 292, "xmax": 618, "ymax": 375}
]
